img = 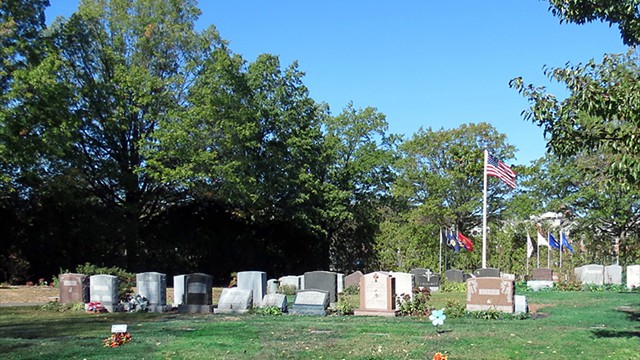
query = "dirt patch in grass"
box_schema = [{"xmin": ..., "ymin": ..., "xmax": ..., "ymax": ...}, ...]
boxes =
[{"xmin": 0, "ymin": 286, "xmax": 59, "ymax": 304}]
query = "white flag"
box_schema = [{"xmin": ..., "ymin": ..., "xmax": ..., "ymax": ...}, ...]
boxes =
[
  {"xmin": 537, "ymin": 231, "xmax": 549, "ymax": 247},
  {"xmin": 527, "ymin": 231, "xmax": 534, "ymax": 258}
]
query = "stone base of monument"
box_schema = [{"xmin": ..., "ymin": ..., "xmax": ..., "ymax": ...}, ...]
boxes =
[
  {"xmin": 147, "ymin": 304, "xmax": 172, "ymax": 313},
  {"xmin": 177, "ymin": 304, "xmax": 213, "ymax": 314},
  {"xmin": 213, "ymin": 307, "xmax": 251, "ymax": 314},
  {"xmin": 354, "ymin": 308, "xmax": 399, "ymax": 317},
  {"xmin": 289, "ymin": 304, "xmax": 327, "ymax": 316},
  {"xmin": 526, "ymin": 280, "xmax": 553, "ymax": 291},
  {"xmin": 428, "ymin": 286, "xmax": 439, "ymax": 293},
  {"xmin": 100, "ymin": 304, "xmax": 124, "ymax": 313}
]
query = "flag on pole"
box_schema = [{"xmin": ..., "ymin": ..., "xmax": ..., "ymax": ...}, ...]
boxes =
[
  {"xmin": 486, "ymin": 153, "xmax": 517, "ymax": 188},
  {"xmin": 445, "ymin": 229, "xmax": 460, "ymax": 253},
  {"xmin": 527, "ymin": 231, "xmax": 534, "ymax": 258},
  {"xmin": 458, "ymin": 232, "xmax": 474, "ymax": 252},
  {"xmin": 537, "ymin": 231, "xmax": 549, "ymax": 247},
  {"xmin": 561, "ymin": 231, "xmax": 574, "ymax": 253},
  {"xmin": 549, "ymin": 233, "xmax": 560, "ymax": 249}
]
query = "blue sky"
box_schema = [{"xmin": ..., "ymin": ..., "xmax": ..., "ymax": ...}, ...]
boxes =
[{"xmin": 46, "ymin": 1, "xmax": 628, "ymax": 165}]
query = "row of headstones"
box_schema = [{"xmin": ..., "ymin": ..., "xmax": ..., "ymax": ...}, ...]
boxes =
[
  {"xmin": 348, "ymin": 271, "xmax": 528, "ymax": 316},
  {"xmin": 527, "ymin": 264, "xmax": 640, "ymax": 291},
  {"xmin": 574, "ymin": 264, "xmax": 639, "ymax": 288},
  {"xmin": 59, "ymin": 272, "xmax": 171, "ymax": 313},
  {"xmin": 58, "ymin": 267, "xmax": 493, "ymax": 314}
]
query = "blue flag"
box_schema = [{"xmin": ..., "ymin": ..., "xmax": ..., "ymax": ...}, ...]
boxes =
[
  {"xmin": 445, "ymin": 228, "xmax": 460, "ymax": 253},
  {"xmin": 549, "ymin": 233, "xmax": 560, "ymax": 249},
  {"xmin": 561, "ymin": 231, "xmax": 574, "ymax": 253}
]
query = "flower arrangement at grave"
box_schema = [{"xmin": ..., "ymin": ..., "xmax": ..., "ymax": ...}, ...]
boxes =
[
  {"xmin": 103, "ymin": 332, "xmax": 132, "ymax": 348},
  {"xmin": 86, "ymin": 301, "xmax": 105, "ymax": 313},
  {"xmin": 127, "ymin": 294, "xmax": 149, "ymax": 312},
  {"xmin": 432, "ymin": 352, "xmax": 448, "ymax": 360}
]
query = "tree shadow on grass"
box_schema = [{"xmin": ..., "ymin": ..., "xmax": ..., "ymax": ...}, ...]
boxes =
[
  {"xmin": 591, "ymin": 329, "xmax": 640, "ymax": 339},
  {"xmin": 616, "ymin": 305, "xmax": 640, "ymax": 322}
]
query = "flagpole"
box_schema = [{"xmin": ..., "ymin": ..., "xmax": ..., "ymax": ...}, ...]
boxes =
[
  {"xmin": 547, "ymin": 232, "xmax": 551, "ymax": 268},
  {"xmin": 526, "ymin": 231, "xmax": 530, "ymax": 276},
  {"xmin": 482, "ymin": 148, "xmax": 488, "ymax": 269},
  {"xmin": 439, "ymin": 227, "xmax": 443, "ymax": 274},
  {"xmin": 559, "ymin": 231, "xmax": 563, "ymax": 268},
  {"xmin": 536, "ymin": 229, "xmax": 540, "ymax": 268}
]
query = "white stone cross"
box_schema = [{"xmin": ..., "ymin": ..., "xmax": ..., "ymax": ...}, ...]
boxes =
[{"xmin": 424, "ymin": 269, "xmax": 433, "ymax": 281}]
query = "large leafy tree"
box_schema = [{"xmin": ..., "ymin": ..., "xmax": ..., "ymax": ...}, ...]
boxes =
[
  {"xmin": 375, "ymin": 123, "xmax": 517, "ymax": 271},
  {"xmin": 547, "ymin": 0, "xmax": 640, "ymax": 46},
  {"xmin": 513, "ymin": 1, "xmax": 640, "ymax": 187},
  {"xmin": 511, "ymin": 51, "xmax": 640, "ymax": 187},
  {"xmin": 1, "ymin": 0, "xmax": 227, "ymax": 269},
  {"xmin": 321, "ymin": 103, "xmax": 399, "ymax": 271}
]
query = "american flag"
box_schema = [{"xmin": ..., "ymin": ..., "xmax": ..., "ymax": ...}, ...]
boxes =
[{"xmin": 486, "ymin": 153, "xmax": 517, "ymax": 188}]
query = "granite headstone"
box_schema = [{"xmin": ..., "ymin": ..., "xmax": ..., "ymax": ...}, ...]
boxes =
[
  {"xmin": 214, "ymin": 288, "xmax": 252, "ymax": 314},
  {"xmin": 59, "ymin": 273, "xmax": 89, "ymax": 304},
  {"xmin": 289, "ymin": 290, "xmax": 329, "ymax": 316},
  {"xmin": 90, "ymin": 274, "xmax": 119, "ymax": 313}
]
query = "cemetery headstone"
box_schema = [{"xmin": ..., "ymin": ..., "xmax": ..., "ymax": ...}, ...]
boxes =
[
  {"xmin": 90, "ymin": 274, "xmax": 120, "ymax": 313},
  {"xmin": 337, "ymin": 273, "xmax": 345, "ymax": 293},
  {"xmin": 466, "ymin": 277, "xmax": 514, "ymax": 313},
  {"xmin": 289, "ymin": 290, "xmax": 329, "ymax": 316},
  {"xmin": 577, "ymin": 264, "xmax": 604, "ymax": 285},
  {"xmin": 627, "ymin": 265, "xmax": 640, "ymax": 289},
  {"xmin": 261, "ymin": 293, "xmax": 288, "ymax": 312},
  {"xmin": 531, "ymin": 268, "xmax": 553, "ymax": 281},
  {"xmin": 445, "ymin": 269, "xmax": 465, "ymax": 283},
  {"xmin": 279, "ymin": 275, "xmax": 300, "ymax": 292},
  {"xmin": 514, "ymin": 295, "xmax": 528, "ymax": 315},
  {"xmin": 298, "ymin": 275, "xmax": 305, "ymax": 290},
  {"xmin": 409, "ymin": 268, "xmax": 430, "ymax": 288},
  {"xmin": 214, "ymin": 288, "xmax": 253, "ymax": 314},
  {"xmin": 425, "ymin": 273, "xmax": 441, "ymax": 292},
  {"xmin": 354, "ymin": 271, "xmax": 398, "ymax": 317},
  {"xmin": 389, "ymin": 271, "xmax": 415, "ymax": 304},
  {"xmin": 475, "ymin": 268, "xmax": 500, "ymax": 278},
  {"xmin": 344, "ymin": 271, "xmax": 364, "ymax": 289},
  {"xmin": 173, "ymin": 274, "xmax": 186, "ymax": 306},
  {"xmin": 178, "ymin": 273, "xmax": 213, "ymax": 313},
  {"xmin": 266, "ymin": 279, "xmax": 279, "ymax": 295},
  {"xmin": 304, "ymin": 271, "xmax": 338, "ymax": 306},
  {"xmin": 527, "ymin": 268, "xmax": 554, "ymax": 291},
  {"xmin": 136, "ymin": 272, "xmax": 169, "ymax": 312},
  {"xmin": 59, "ymin": 273, "xmax": 89, "ymax": 304},
  {"xmin": 237, "ymin": 271, "xmax": 267, "ymax": 307},
  {"xmin": 604, "ymin": 265, "xmax": 622, "ymax": 285}
]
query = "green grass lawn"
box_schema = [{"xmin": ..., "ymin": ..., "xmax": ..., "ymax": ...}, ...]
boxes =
[{"xmin": 0, "ymin": 291, "xmax": 638, "ymax": 360}]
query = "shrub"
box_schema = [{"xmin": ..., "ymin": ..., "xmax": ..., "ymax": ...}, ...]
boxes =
[
  {"xmin": 444, "ymin": 299, "xmax": 466, "ymax": 319},
  {"xmin": 342, "ymin": 285, "xmax": 360, "ymax": 295},
  {"xmin": 514, "ymin": 281, "xmax": 529, "ymax": 293},
  {"xmin": 252, "ymin": 306, "xmax": 283, "ymax": 316},
  {"xmin": 468, "ymin": 308, "xmax": 503, "ymax": 320},
  {"xmin": 278, "ymin": 284, "xmax": 297, "ymax": 296},
  {"xmin": 74, "ymin": 263, "xmax": 135, "ymax": 300},
  {"xmin": 440, "ymin": 279, "xmax": 466, "ymax": 293},
  {"xmin": 40, "ymin": 301, "xmax": 85, "ymax": 312},
  {"xmin": 335, "ymin": 297, "xmax": 356, "ymax": 315},
  {"xmin": 397, "ymin": 287, "xmax": 433, "ymax": 316},
  {"xmin": 555, "ymin": 278, "xmax": 582, "ymax": 291}
]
